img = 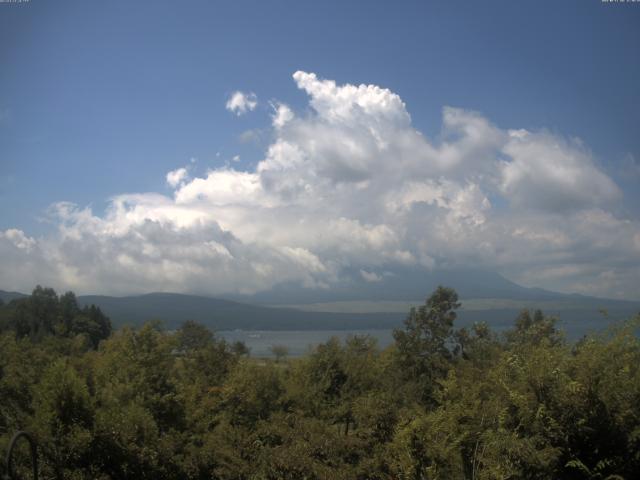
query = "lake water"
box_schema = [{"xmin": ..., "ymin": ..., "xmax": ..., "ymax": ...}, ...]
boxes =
[
  {"xmin": 219, "ymin": 311, "xmax": 629, "ymax": 358},
  {"xmin": 219, "ymin": 329, "xmax": 395, "ymax": 358}
]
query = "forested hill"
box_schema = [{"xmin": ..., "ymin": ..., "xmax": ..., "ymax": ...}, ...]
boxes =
[
  {"xmin": 1, "ymin": 290, "xmax": 401, "ymax": 330},
  {"xmin": 76, "ymin": 293, "xmax": 402, "ymax": 330},
  {"xmin": 2, "ymin": 287, "xmax": 639, "ymax": 337},
  {"xmin": 0, "ymin": 290, "xmax": 27, "ymax": 303}
]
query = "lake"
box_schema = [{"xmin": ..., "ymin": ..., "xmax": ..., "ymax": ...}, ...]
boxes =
[
  {"xmin": 219, "ymin": 329, "xmax": 395, "ymax": 357},
  {"xmin": 219, "ymin": 310, "xmax": 631, "ymax": 358}
]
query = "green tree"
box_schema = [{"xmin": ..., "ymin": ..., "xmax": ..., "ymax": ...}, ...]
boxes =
[
  {"xmin": 58, "ymin": 291, "xmax": 80, "ymax": 336},
  {"xmin": 393, "ymin": 286, "xmax": 460, "ymax": 405},
  {"xmin": 220, "ymin": 361, "xmax": 285, "ymax": 427},
  {"xmin": 2, "ymin": 287, "xmax": 111, "ymax": 348},
  {"xmin": 31, "ymin": 359, "xmax": 95, "ymax": 480},
  {"xmin": 177, "ymin": 320, "xmax": 213, "ymax": 351},
  {"xmin": 506, "ymin": 309, "xmax": 563, "ymax": 347},
  {"xmin": 231, "ymin": 340, "xmax": 250, "ymax": 357},
  {"xmin": 270, "ymin": 344, "xmax": 289, "ymax": 363},
  {"xmin": 94, "ymin": 324, "xmax": 184, "ymax": 433}
]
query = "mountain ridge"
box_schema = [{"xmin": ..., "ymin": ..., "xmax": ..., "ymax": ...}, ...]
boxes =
[{"xmin": 2, "ymin": 269, "xmax": 638, "ymax": 337}]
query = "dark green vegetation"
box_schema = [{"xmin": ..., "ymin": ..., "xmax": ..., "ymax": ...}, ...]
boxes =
[
  {"xmin": 1, "ymin": 286, "xmax": 639, "ymax": 479},
  {"xmin": 3, "ymin": 282, "xmax": 638, "ymax": 339},
  {"xmin": 0, "ymin": 286, "xmax": 112, "ymax": 348},
  {"xmin": 75, "ymin": 293, "xmax": 401, "ymax": 331}
]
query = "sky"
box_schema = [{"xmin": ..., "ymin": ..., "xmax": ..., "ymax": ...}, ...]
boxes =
[{"xmin": 1, "ymin": 0, "xmax": 639, "ymax": 299}]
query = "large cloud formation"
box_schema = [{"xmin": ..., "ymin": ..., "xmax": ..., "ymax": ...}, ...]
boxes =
[{"xmin": 2, "ymin": 72, "xmax": 638, "ymax": 299}]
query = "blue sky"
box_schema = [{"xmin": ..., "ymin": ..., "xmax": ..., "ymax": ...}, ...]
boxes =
[{"xmin": 1, "ymin": 0, "xmax": 639, "ymax": 299}]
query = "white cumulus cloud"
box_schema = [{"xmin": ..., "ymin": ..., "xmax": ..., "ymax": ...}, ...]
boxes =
[
  {"xmin": 500, "ymin": 130, "xmax": 621, "ymax": 211},
  {"xmin": 1, "ymin": 72, "xmax": 638, "ymax": 299},
  {"xmin": 225, "ymin": 91, "xmax": 258, "ymax": 115},
  {"xmin": 166, "ymin": 167, "xmax": 189, "ymax": 188}
]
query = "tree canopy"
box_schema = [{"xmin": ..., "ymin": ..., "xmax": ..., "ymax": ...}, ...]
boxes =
[{"xmin": 1, "ymin": 285, "xmax": 639, "ymax": 479}]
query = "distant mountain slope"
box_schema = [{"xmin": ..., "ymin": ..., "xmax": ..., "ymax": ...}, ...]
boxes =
[
  {"xmin": 76, "ymin": 292, "xmax": 639, "ymax": 339},
  {"xmin": 3, "ymin": 266, "xmax": 639, "ymax": 338},
  {"xmin": 0, "ymin": 290, "xmax": 28, "ymax": 303},
  {"xmin": 76, "ymin": 293, "xmax": 401, "ymax": 331},
  {"xmin": 222, "ymin": 267, "xmax": 581, "ymax": 305}
]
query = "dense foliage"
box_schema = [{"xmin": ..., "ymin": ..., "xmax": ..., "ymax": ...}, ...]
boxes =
[{"xmin": 1, "ymin": 286, "xmax": 639, "ymax": 479}]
